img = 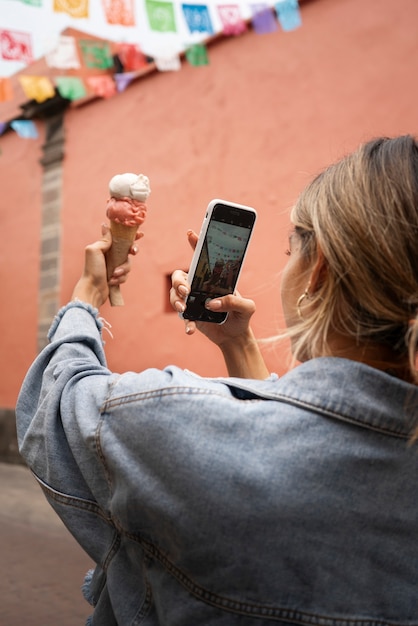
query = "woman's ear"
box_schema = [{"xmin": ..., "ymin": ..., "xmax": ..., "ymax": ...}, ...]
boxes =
[{"xmin": 309, "ymin": 246, "xmax": 328, "ymax": 294}]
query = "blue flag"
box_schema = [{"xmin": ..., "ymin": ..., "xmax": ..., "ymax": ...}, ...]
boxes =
[
  {"xmin": 11, "ymin": 120, "xmax": 38, "ymax": 139},
  {"xmin": 182, "ymin": 3, "xmax": 214, "ymax": 34},
  {"xmin": 275, "ymin": 0, "xmax": 302, "ymax": 31}
]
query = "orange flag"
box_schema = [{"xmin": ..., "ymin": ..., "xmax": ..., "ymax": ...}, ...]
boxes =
[
  {"xmin": 53, "ymin": 0, "xmax": 89, "ymax": 18},
  {"xmin": 0, "ymin": 78, "xmax": 13, "ymax": 102},
  {"xmin": 102, "ymin": 0, "xmax": 135, "ymax": 25}
]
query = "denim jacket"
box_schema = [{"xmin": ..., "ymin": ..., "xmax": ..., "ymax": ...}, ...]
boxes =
[{"xmin": 16, "ymin": 302, "xmax": 418, "ymax": 625}]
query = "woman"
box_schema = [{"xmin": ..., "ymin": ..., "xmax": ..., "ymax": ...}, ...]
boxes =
[{"xmin": 17, "ymin": 136, "xmax": 418, "ymax": 625}]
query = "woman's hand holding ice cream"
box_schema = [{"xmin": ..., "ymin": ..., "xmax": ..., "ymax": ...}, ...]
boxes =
[
  {"xmin": 105, "ymin": 172, "xmax": 151, "ymax": 306},
  {"xmin": 72, "ymin": 225, "xmax": 138, "ymax": 309},
  {"xmin": 72, "ymin": 172, "xmax": 149, "ymax": 308}
]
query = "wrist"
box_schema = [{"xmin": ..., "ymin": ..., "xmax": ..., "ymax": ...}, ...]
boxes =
[
  {"xmin": 71, "ymin": 278, "xmax": 105, "ymax": 309},
  {"xmin": 219, "ymin": 329, "xmax": 257, "ymax": 354},
  {"xmin": 219, "ymin": 329, "xmax": 270, "ymax": 379}
]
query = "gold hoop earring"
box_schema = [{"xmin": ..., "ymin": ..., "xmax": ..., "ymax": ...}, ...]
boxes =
[{"xmin": 296, "ymin": 290, "xmax": 310, "ymax": 320}]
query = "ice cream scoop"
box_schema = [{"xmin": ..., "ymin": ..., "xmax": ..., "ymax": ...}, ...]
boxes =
[
  {"xmin": 108, "ymin": 173, "xmax": 150, "ymax": 202},
  {"xmin": 106, "ymin": 197, "xmax": 147, "ymax": 227},
  {"xmin": 105, "ymin": 172, "xmax": 151, "ymax": 306}
]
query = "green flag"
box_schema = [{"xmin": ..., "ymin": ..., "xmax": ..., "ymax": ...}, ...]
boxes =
[
  {"xmin": 185, "ymin": 43, "xmax": 209, "ymax": 67},
  {"xmin": 145, "ymin": 0, "xmax": 176, "ymax": 32},
  {"xmin": 55, "ymin": 76, "xmax": 87, "ymax": 101},
  {"xmin": 79, "ymin": 40, "xmax": 113, "ymax": 69}
]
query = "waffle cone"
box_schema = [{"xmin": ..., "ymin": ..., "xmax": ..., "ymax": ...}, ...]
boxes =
[{"xmin": 105, "ymin": 221, "xmax": 139, "ymax": 306}]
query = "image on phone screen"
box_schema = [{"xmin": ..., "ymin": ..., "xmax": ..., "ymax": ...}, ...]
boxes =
[{"xmin": 183, "ymin": 203, "xmax": 256, "ymax": 323}]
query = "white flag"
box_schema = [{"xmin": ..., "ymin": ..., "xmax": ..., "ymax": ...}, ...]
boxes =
[{"xmin": 46, "ymin": 35, "xmax": 80, "ymax": 69}]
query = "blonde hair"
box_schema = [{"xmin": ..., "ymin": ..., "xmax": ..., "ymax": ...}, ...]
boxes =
[{"xmin": 284, "ymin": 135, "xmax": 418, "ymax": 382}]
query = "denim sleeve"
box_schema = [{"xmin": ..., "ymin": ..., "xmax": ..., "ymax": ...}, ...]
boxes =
[{"xmin": 16, "ymin": 301, "xmax": 112, "ymax": 498}]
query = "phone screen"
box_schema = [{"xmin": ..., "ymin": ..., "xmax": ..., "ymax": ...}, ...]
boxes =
[{"xmin": 183, "ymin": 203, "xmax": 256, "ymax": 323}]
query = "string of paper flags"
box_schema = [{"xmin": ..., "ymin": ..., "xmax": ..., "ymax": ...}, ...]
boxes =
[
  {"xmin": 0, "ymin": 0, "xmax": 302, "ymax": 139},
  {"xmin": 207, "ymin": 223, "xmax": 248, "ymax": 261}
]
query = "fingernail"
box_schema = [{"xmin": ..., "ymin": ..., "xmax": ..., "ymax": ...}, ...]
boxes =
[
  {"xmin": 206, "ymin": 299, "xmax": 222, "ymax": 309},
  {"xmin": 178, "ymin": 285, "xmax": 188, "ymax": 297},
  {"xmin": 175, "ymin": 301, "xmax": 185, "ymax": 313},
  {"xmin": 185, "ymin": 324, "xmax": 192, "ymax": 334}
]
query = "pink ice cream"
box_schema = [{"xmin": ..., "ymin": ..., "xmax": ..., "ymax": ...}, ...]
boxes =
[
  {"xmin": 106, "ymin": 173, "xmax": 151, "ymax": 226},
  {"xmin": 105, "ymin": 172, "xmax": 151, "ymax": 306},
  {"xmin": 106, "ymin": 197, "xmax": 147, "ymax": 227}
]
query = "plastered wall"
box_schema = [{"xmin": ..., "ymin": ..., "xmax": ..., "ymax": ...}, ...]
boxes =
[{"xmin": 1, "ymin": 0, "xmax": 418, "ymax": 408}]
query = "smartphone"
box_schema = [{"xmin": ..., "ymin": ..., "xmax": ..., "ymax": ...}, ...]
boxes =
[{"xmin": 182, "ymin": 199, "xmax": 257, "ymax": 323}]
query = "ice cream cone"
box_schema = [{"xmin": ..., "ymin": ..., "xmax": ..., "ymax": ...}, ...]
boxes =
[
  {"xmin": 104, "ymin": 172, "xmax": 150, "ymax": 306},
  {"xmin": 106, "ymin": 221, "xmax": 139, "ymax": 306}
]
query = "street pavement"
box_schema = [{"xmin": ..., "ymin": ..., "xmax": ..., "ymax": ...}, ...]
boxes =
[{"xmin": 0, "ymin": 462, "xmax": 94, "ymax": 625}]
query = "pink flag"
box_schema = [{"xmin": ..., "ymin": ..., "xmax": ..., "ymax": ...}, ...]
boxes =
[
  {"xmin": 217, "ymin": 4, "xmax": 247, "ymax": 36},
  {"xmin": 86, "ymin": 75, "xmax": 116, "ymax": 98},
  {"xmin": 0, "ymin": 29, "xmax": 33, "ymax": 63}
]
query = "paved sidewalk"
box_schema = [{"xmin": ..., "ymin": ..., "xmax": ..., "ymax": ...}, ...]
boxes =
[{"xmin": 0, "ymin": 462, "xmax": 94, "ymax": 625}]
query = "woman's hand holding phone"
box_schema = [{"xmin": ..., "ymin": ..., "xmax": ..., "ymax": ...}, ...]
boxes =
[
  {"xmin": 170, "ymin": 230, "xmax": 254, "ymax": 337},
  {"xmin": 181, "ymin": 199, "xmax": 257, "ymax": 324},
  {"xmin": 170, "ymin": 230, "xmax": 270, "ymax": 379}
]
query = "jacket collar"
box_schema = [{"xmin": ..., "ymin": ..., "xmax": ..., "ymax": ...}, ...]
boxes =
[{"xmin": 217, "ymin": 357, "xmax": 418, "ymax": 439}]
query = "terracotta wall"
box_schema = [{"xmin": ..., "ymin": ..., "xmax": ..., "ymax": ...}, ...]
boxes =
[
  {"xmin": 0, "ymin": 131, "xmax": 43, "ymax": 407},
  {"xmin": 1, "ymin": 0, "xmax": 418, "ymax": 408}
]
